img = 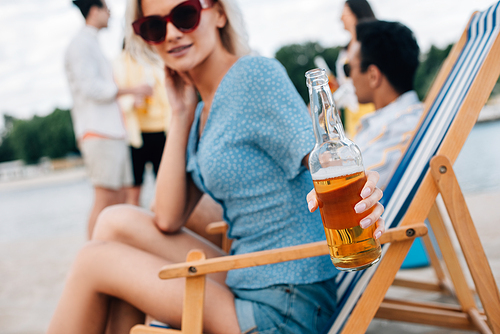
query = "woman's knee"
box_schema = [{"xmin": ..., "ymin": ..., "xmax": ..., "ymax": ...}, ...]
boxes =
[
  {"xmin": 92, "ymin": 204, "xmax": 151, "ymax": 242},
  {"xmin": 66, "ymin": 240, "xmax": 108, "ymax": 283}
]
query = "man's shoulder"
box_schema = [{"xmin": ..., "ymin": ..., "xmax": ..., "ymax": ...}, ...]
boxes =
[
  {"xmin": 66, "ymin": 28, "xmax": 95, "ymax": 52},
  {"xmin": 394, "ymin": 91, "xmax": 423, "ymax": 117},
  {"xmin": 376, "ymin": 90, "xmax": 422, "ymax": 117},
  {"xmin": 65, "ymin": 28, "xmax": 99, "ymax": 62}
]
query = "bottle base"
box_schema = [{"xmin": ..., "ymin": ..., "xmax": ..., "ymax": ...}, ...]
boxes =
[{"xmin": 332, "ymin": 254, "xmax": 381, "ymax": 271}]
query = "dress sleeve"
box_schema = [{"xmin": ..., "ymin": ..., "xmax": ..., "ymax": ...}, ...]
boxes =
[{"xmin": 242, "ymin": 57, "xmax": 315, "ymax": 180}]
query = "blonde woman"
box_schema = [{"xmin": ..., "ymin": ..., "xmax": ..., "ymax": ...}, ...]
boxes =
[{"xmin": 48, "ymin": 0, "xmax": 385, "ymax": 333}]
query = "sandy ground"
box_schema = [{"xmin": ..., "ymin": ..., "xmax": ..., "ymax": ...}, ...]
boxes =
[{"xmin": 0, "ymin": 169, "xmax": 499, "ymax": 334}]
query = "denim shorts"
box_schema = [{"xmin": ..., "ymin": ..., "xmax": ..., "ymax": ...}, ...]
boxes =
[{"xmin": 233, "ymin": 278, "xmax": 337, "ymax": 334}]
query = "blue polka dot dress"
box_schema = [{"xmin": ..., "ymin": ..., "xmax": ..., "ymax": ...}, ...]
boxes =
[{"xmin": 186, "ymin": 56, "xmax": 338, "ymax": 289}]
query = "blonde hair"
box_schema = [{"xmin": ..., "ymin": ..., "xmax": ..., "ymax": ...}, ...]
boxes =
[{"xmin": 125, "ymin": 0, "xmax": 251, "ymax": 65}]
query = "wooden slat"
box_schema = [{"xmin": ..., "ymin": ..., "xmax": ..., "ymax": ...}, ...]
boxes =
[
  {"xmin": 205, "ymin": 222, "xmax": 232, "ymax": 253},
  {"xmin": 421, "ymin": 231, "xmax": 448, "ymax": 286},
  {"xmin": 427, "ymin": 201, "xmax": 477, "ymax": 310},
  {"xmin": 392, "ymin": 278, "xmax": 444, "ymax": 292},
  {"xmin": 379, "ymin": 224, "xmax": 427, "ymax": 244},
  {"xmin": 205, "ymin": 221, "xmax": 228, "ymax": 235},
  {"xmin": 160, "ymin": 240, "xmax": 327, "ymax": 280},
  {"xmin": 380, "ymin": 297, "xmax": 478, "ymax": 313},
  {"xmin": 376, "ymin": 300, "xmax": 481, "ymax": 331},
  {"xmin": 340, "ymin": 238, "xmax": 416, "ymax": 333},
  {"xmin": 130, "ymin": 325, "xmax": 180, "ymax": 334},
  {"xmin": 158, "ymin": 224, "xmax": 427, "ymax": 280},
  {"xmin": 180, "ymin": 250, "xmax": 206, "ymax": 334},
  {"xmin": 468, "ymin": 308, "xmax": 493, "ymax": 334},
  {"xmin": 431, "ymin": 156, "xmax": 500, "ymax": 333}
]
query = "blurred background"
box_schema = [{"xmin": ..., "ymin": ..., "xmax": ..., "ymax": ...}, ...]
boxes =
[{"xmin": 1, "ymin": 1, "xmax": 500, "ymax": 333}]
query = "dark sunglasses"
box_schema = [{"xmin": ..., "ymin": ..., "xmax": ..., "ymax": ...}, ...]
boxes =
[
  {"xmin": 132, "ymin": 0, "xmax": 214, "ymax": 44},
  {"xmin": 343, "ymin": 63, "xmax": 351, "ymax": 78}
]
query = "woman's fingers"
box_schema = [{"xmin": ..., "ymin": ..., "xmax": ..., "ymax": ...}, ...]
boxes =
[
  {"xmin": 354, "ymin": 187, "xmax": 383, "ymax": 214},
  {"xmin": 373, "ymin": 217, "xmax": 385, "ymax": 240},
  {"xmin": 361, "ymin": 170, "xmax": 380, "ymax": 199},
  {"xmin": 306, "ymin": 188, "xmax": 318, "ymax": 212},
  {"xmin": 359, "ymin": 202, "xmax": 384, "ymax": 229}
]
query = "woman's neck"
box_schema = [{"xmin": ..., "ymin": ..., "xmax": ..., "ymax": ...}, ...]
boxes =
[
  {"xmin": 189, "ymin": 48, "xmax": 240, "ymax": 105},
  {"xmin": 347, "ymin": 31, "xmax": 356, "ymax": 50}
]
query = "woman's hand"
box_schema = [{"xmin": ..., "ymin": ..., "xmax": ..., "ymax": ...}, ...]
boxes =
[
  {"xmin": 163, "ymin": 67, "xmax": 198, "ymax": 124},
  {"xmin": 306, "ymin": 170, "xmax": 385, "ymax": 239}
]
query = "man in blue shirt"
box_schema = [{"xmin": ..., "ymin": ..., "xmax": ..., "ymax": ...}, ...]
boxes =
[{"xmin": 346, "ymin": 20, "xmax": 423, "ymax": 189}]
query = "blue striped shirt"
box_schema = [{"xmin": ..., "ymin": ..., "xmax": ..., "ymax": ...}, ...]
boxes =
[{"xmin": 355, "ymin": 91, "xmax": 424, "ymax": 189}]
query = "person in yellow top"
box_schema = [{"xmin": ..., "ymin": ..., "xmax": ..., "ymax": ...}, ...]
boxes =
[
  {"xmin": 334, "ymin": 0, "xmax": 377, "ymax": 137},
  {"xmin": 114, "ymin": 48, "xmax": 171, "ymax": 206}
]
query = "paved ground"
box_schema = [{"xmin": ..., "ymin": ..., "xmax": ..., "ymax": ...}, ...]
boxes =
[{"xmin": 0, "ymin": 168, "xmax": 499, "ymax": 334}]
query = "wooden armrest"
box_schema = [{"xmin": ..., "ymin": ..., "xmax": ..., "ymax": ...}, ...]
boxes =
[
  {"xmin": 159, "ymin": 223, "xmax": 427, "ymax": 280},
  {"xmin": 205, "ymin": 221, "xmax": 228, "ymax": 235}
]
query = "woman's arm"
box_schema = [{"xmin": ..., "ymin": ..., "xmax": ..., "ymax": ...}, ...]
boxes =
[{"xmin": 153, "ymin": 68, "xmax": 202, "ymax": 233}]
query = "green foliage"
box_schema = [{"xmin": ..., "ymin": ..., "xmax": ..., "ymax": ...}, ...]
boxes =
[
  {"xmin": 414, "ymin": 44, "xmax": 453, "ymax": 100},
  {"xmin": 9, "ymin": 117, "xmax": 45, "ymax": 164},
  {"xmin": 0, "ymin": 135, "xmax": 16, "ymax": 163},
  {"xmin": 0, "ymin": 109, "xmax": 78, "ymax": 164},
  {"xmin": 275, "ymin": 42, "xmax": 342, "ymax": 103}
]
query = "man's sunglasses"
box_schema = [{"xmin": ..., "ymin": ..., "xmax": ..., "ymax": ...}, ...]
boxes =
[
  {"xmin": 132, "ymin": 0, "xmax": 214, "ymax": 44},
  {"xmin": 343, "ymin": 63, "xmax": 351, "ymax": 78}
]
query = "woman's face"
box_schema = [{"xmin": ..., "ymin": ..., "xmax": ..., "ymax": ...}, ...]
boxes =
[
  {"xmin": 340, "ymin": 3, "xmax": 357, "ymax": 33},
  {"xmin": 140, "ymin": 0, "xmax": 225, "ymax": 72}
]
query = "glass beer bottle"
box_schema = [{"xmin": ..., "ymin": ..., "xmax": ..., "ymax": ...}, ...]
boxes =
[{"xmin": 305, "ymin": 68, "xmax": 381, "ymax": 271}]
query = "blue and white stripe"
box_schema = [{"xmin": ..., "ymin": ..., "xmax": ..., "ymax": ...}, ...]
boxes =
[{"xmin": 324, "ymin": 2, "xmax": 500, "ymax": 333}]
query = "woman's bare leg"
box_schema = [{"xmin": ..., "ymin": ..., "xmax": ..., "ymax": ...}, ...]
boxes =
[
  {"xmin": 94, "ymin": 195, "xmax": 224, "ymax": 249},
  {"xmin": 92, "ymin": 204, "xmax": 226, "ymax": 282},
  {"xmin": 47, "ymin": 240, "xmax": 240, "ymax": 334},
  {"xmin": 105, "ymin": 298, "xmax": 145, "ymax": 334}
]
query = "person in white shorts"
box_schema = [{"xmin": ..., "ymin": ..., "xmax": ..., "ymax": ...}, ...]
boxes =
[{"xmin": 65, "ymin": 0, "xmax": 153, "ymax": 238}]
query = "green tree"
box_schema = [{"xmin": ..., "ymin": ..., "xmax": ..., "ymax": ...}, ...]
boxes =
[
  {"xmin": 0, "ymin": 135, "xmax": 16, "ymax": 163},
  {"xmin": 38, "ymin": 108, "xmax": 78, "ymax": 159},
  {"xmin": 0, "ymin": 109, "xmax": 78, "ymax": 164},
  {"xmin": 414, "ymin": 44, "xmax": 453, "ymax": 100},
  {"xmin": 9, "ymin": 116, "xmax": 45, "ymax": 164},
  {"xmin": 275, "ymin": 42, "xmax": 341, "ymax": 103}
]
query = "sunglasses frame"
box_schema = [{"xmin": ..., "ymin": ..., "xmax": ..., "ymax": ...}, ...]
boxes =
[{"xmin": 132, "ymin": 0, "xmax": 214, "ymax": 45}]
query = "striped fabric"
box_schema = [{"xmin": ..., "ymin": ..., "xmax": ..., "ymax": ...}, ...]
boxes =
[{"xmin": 324, "ymin": 2, "xmax": 500, "ymax": 333}]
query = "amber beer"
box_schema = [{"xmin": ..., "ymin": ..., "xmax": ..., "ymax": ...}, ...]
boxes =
[{"xmin": 313, "ymin": 168, "xmax": 381, "ymax": 271}]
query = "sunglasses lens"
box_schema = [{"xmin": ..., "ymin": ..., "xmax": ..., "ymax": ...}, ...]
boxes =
[
  {"xmin": 132, "ymin": 1, "xmax": 204, "ymax": 44},
  {"xmin": 171, "ymin": 4, "xmax": 200, "ymax": 31},
  {"xmin": 343, "ymin": 63, "xmax": 351, "ymax": 78},
  {"xmin": 140, "ymin": 17, "xmax": 166, "ymax": 43}
]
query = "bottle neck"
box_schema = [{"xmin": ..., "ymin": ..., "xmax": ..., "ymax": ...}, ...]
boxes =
[{"xmin": 308, "ymin": 81, "xmax": 347, "ymax": 144}]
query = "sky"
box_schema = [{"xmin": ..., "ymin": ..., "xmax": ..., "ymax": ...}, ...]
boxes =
[{"xmin": 0, "ymin": 0, "xmax": 497, "ymax": 127}]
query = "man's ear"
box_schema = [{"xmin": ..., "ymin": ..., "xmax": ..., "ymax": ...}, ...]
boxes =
[
  {"xmin": 367, "ymin": 64, "xmax": 383, "ymax": 89},
  {"xmin": 213, "ymin": 2, "xmax": 228, "ymax": 29}
]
